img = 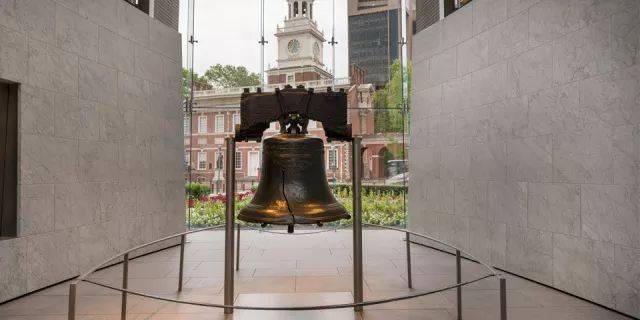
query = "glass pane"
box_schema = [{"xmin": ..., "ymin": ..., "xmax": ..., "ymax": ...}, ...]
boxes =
[{"xmin": 181, "ymin": 0, "xmax": 410, "ymax": 229}]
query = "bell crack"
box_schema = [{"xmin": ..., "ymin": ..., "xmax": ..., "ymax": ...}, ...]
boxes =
[{"xmin": 281, "ymin": 170, "xmax": 296, "ymax": 228}]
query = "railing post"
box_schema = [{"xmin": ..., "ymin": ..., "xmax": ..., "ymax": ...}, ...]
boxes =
[
  {"xmin": 121, "ymin": 253, "xmax": 129, "ymax": 320},
  {"xmin": 236, "ymin": 223, "xmax": 241, "ymax": 271},
  {"xmin": 178, "ymin": 234, "xmax": 186, "ymax": 291},
  {"xmin": 68, "ymin": 283, "xmax": 76, "ymax": 320},
  {"xmin": 223, "ymin": 137, "xmax": 236, "ymax": 314},
  {"xmin": 500, "ymin": 277, "xmax": 507, "ymax": 320},
  {"xmin": 352, "ymin": 136, "xmax": 363, "ymax": 312},
  {"xmin": 405, "ymin": 231, "xmax": 412, "ymax": 289},
  {"xmin": 456, "ymin": 250, "xmax": 462, "ymax": 320}
]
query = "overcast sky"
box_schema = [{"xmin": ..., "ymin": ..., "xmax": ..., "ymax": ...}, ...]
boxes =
[{"xmin": 179, "ymin": 0, "xmax": 350, "ymax": 79}]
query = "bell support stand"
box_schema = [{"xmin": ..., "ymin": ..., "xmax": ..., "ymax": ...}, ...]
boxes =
[
  {"xmin": 224, "ymin": 136, "xmax": 236, "ymax": 314},
  {"xmin": 352, "ymin": 136, "xmax": 364, "ymax": 312}
]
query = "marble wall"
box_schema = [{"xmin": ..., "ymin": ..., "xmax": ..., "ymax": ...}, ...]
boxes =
[
  {"xmin": 0, "ymin": 0, "xmax": 184, "ymax": 302},
  {"xmin": 409, "ymin": 0, "xmax": 640, "ymax": 316}
]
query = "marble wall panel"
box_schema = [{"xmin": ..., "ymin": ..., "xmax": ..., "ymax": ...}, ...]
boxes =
[
  {"xmin": 55, "ymin": 4, "xmax": 98, "ymax": 60},
  {"xmin": 149, "ymin": 18, "xmax": 181, "ymax": 62},
  {"xmin": 470, "ymin": 140, "xmax": 507, "ymax": 181},
  {"xmin": 134, "ymin": 44, "xmax": 164, "ymax": 84},
  {"xmin": 552, "ymin": 122, "xmax": 615, "ymax": 184},
  {"xmin": 98, "ymin": 26, "xmax": 135, "ymax": 72},
  {"xmin": 0, "ymin": 0, "xmax": 184, "ymax": 303},
  {"xmin": 553, "ymin": 233, "xmax": 616, "ymax": 307},
  {"xmin": 54, "ymin": 94, "xmax": 100, "ymax": 140},
  {"xmin": 19, "ymin": 85, "xmax": 54, "ymax": 136},
  {"xmin": 411, "ymin": 1, "xmax": 640, "ymax": 315},
  {"xmin": 0, "ymin": 238, "xmax": 27, "ymax": 301},
  {"xmin": 0, "ymin": 0, "xmax": 56, "ymax": 44},
  {"xmin": 0, "ymin": 25, "xmax": 28, "ymax": 83},
  {"xmin": 17, "ymin": 184, "xmax": 54, "ymax": 236},
  {"xmin": 528, "ymin": 183, "xmax": 581, "ymax": 236},
  {"xmin": 78, "ymin": 0, "xmax": 119, "ymax": 33},
  {"xmin": 79, "ymin": 58, "xmax": 117, "ymax": 107},
  {"xmin": 454, "ymin": 179, "xmax": 488, "ymax": 219},
  {"xmin": 429, "ymin": 47, "xmax": 457, "ymax": 85},
  {"xmin": 473, "ymin": 0, "xmax": 507, "ymax": 35},
  {"xmin": 579, "ymin": 65, "xmax": 640, "ymax": 127},
  {"xmin": 506, "ymin": 0, "xmax": 541, "ymax": 17},
  {"xmin": 488, "ymin": 180, "xmax": 527, "ymax": 226},
  {"xmin": 471, "ymin": 62, "xmax": 507, "ymax": 107},
  {"xmin": 506, "ymin": 225, "xmax": 553, "ymax": 283},
  {"xmin": 487, "ymin": 10, "xmax": 529, "ymax": 65},
  {"xmin": 19, "ymin": 135, "xmax": 78, "ymax": 184},
  {"xmin": 581, "ymin": 184, "xmax": 638, "ymax": 247},
  {"xmin": 442, "ymin": 3, "xmax": 473, "ymax": 50},
  {"xmin": 443, "ymin": 74, "xmax": 472, "ymax": 114},
  {"xmin": 457, "ymin": 31, "xmax": 489, "ymax": 77},
  {"xmin": 507, "ymin": 43, "xmax": 553, "ymax": 97},
  {"xmin": 27, "ymin": 38, "xmax": 78, "ymax": 96},
  {"xmin": 507, "ymin": 135, "xmax": 553, "ymax": 182}
]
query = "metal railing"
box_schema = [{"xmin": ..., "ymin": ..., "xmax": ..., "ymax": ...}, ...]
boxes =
[{"xmin": 67, "ymin": 222, "xmax": 508, "ymax": 319}]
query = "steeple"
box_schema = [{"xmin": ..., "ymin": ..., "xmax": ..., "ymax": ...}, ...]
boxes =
[
  {"xmin": 267, "ymin": 0, "xmax": 330, "ymax": 86},
  {"xmin": 287, "ymin": 0, "xmax": 314, "ymax": 20}
]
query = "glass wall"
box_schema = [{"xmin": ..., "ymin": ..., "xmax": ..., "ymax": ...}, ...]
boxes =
[{"xmin": 181, "ymin": 0, "xmax": 411, "ymax": 229}]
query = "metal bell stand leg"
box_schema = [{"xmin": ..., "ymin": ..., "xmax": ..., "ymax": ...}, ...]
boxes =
[
  {"xmin": 223, "ymin": 137, "xmax": 236, "ymax": 314},
  {"xmin": 352, "ymin": 136, "xmax": 363, "ymax": 312}
]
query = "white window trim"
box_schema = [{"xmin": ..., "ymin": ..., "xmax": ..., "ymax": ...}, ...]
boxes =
[
  {"xmin": 327, "ymin": 148, "xmax": 338, "ymax": 170},
  {"xmin": 197, "ymin": 151, "xmax": 207, "ymax": 170},
  {"xmin": 215, "ymin": 114, "xmax": 225, "ymax": 133},
  {"xmin": 198, "ymin": 116, "xmax": 207, "ymax": 133},
  {"xmin": 235, "ymin": 151, "xmax": 242, "ymax": 169},
  {"xmin": 232, "ymin": 114, "xmax": 240, "ymax": 128},
  {"xmin": 184, "ymin": 117, "xmax": 190, "ymax": 135}
]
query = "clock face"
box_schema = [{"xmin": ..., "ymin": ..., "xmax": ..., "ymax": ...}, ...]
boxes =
[
  {"xmin": 313, "ymin": 42, "xmax": 320, "ymax": 58},
  {"xmin": 287, "ymin": 39, "xmax": 301, "ymax": 56}
]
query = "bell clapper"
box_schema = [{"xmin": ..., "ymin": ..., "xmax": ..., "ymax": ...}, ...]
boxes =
[{"xmin": 287, "ymin": 224, "xmax": 294, "ymax": 234}]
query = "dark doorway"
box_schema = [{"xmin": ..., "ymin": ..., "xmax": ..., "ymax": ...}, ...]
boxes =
[{"xmin": 0, "ymin": 82, "xmax": 18, "ymax": 238}]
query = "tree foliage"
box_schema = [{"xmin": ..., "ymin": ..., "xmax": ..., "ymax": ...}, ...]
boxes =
[
  {"xmin": 373, "ymin": 59, "xmax": 412, "ymax": 134},
  {"xmin": 203, "ymin": 64, "xmax": 261, "ymax": 88},
  {"xmin": 182, "ymin": 68, "xmax": 211, "ymax": 100},
  {"xmin": 182, "ymin": 64, "xmax": 261, "ymax": 100}
]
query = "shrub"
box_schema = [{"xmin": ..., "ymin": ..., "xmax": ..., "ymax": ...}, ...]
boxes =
[
  {"xmin": 185, "ymin": 188, "xmax": 407, "ymax": 228},
  {"xmin": 185, "ymin": 183, "xmax": 212, "ymax": 200},
  {"xmin": 330, "ymin": 184, "xmax": 407, "ymax": 195}
]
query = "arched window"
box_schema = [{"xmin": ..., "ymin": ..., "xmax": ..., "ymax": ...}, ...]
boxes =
[
  {"xmin": 293, "ymin": 1, "xmax": 298, "ymax": 16},
  {"xmin": 302, "ymin": 2, "xmax": 307, "ymax": 17},
  {"xmin": 309, "ymin": 3, "xmax": 313, "ymax": 19}
]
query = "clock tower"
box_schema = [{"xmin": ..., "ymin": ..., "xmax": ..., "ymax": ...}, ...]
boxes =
[{"xmin": 267, "ymin": 0, "xmax": 332, "ymax": 86}]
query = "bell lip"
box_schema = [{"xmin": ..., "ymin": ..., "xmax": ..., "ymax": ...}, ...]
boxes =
[{"xmin": 237, "ymin": 212, "xmax": 351, "ymax": 225}]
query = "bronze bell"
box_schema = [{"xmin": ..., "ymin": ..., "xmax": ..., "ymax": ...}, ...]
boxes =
[{"xmin": 238, "ymin": 133, "xmax": 350, "ymax": 232}]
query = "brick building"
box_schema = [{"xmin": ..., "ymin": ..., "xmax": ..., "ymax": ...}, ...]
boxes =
[{"xmin": 184, "ymin": 0, "xmax": 404, "ymax": 193}]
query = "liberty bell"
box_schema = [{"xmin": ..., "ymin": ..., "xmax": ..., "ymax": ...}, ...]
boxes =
[{"xmin": 234, "ymin": 85, "xmax": 353, "ymax": 233}]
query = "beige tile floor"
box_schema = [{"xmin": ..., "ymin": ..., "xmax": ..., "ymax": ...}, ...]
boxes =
[{"xmin": 0, "ymin": 229, "xmax": 633, "ymax": 320}]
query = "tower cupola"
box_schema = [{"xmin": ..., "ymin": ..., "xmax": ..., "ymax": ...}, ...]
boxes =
[{"xmin": 287, "ymin": 0, "xmax": 314, "ymax": 20}]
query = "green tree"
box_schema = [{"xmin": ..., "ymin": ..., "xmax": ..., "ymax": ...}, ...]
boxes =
[
  {"xmin": 182, "ymin": 68, "xmax": 211, "ymax": 100},
  {"xmin": 204, "ymin": 64, "xmax": 261, "ymax": 88},
  {"xmin": 373, "ymin": 59, "xmax": 412, "ymax": 134}
]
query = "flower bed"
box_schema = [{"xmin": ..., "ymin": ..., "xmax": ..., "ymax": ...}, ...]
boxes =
[{"xmin": 185, "ymin": 188, "xmax": 406, "ymax": 228}]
